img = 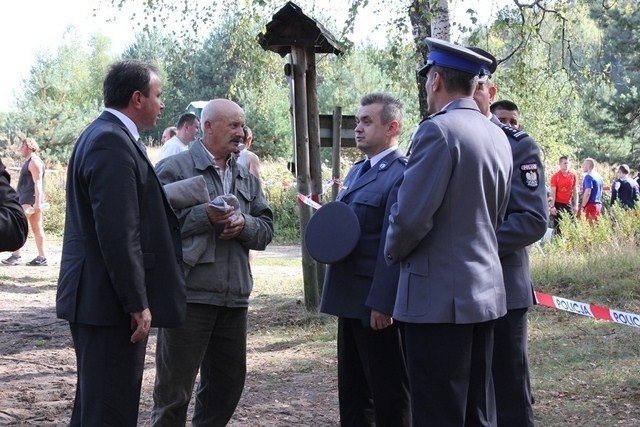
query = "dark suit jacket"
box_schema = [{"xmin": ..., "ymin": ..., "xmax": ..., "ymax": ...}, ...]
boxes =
[
  {"xmin": 56, "ymin": 111, "xmax": 186, "ymax": 328},
  {"xmin": 0, "ymin": 159, "xmax": 28, "ymax": 252},
  {"xmin": 385, "ymin": 98, "xmax": 512, "ymax": 324},
  {"xmin": 492, "ymin": 116, "xmax": 548, "ymax": 310},
  {"xmin": 320, "ymin": 149, "xmax": 406, "ymax": 319}
]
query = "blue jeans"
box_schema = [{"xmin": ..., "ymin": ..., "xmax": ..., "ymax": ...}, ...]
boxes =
[{"xmin": 151, "ymin": 303, "xmax": 248, "ymax": 427}]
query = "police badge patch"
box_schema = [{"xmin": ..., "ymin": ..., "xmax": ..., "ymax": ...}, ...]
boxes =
[{"xmin": 520, "ymin": 163, "xmax": 539, "ymax": 190}]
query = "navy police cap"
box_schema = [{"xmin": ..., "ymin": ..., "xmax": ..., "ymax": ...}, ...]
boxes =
[
  {"xmin": 305, "ymin": 201, "xmax": 360, "ymax": 264},
  {"xmin": 418, "ymin": 37, "xmax": 493, "ymax": 77},
  {"xmin": 466, "ymin": 46, "xmax": 498, "ymax": 77}
]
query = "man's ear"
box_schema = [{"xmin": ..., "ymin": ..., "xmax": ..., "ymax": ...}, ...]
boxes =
[
  {"xmin": 387, "ymin": 120, "xmax": 400, "ymax": 135},
  {"xmin": 430, "ymin": 71, "xmax": 443, "ymax": 92},
  {"xmin": 131, "ymin": 90, "xmax": 143, "ymax": 109},
  {"xmin": 488, "ymin": 85, "xmax": 497, "ymax": 103}
]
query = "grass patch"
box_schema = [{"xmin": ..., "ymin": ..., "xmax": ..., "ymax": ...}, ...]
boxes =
[{"xmin": 527, "ymin": 212, "xmax": 640, "ymax": 425}]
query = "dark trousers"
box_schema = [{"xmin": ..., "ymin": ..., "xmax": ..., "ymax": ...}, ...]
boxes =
[
  {"xmin": 69, "ymin": 322, "xmax": 147, "ymax": 427},
  {"xmin": 404, "ymin": 321, "xmax": 496, "ymax": 427},
  {"xmin": 337, "ymin": 318, "xmax": 411, "ymax": 427},
  {"xmin": 493, "ymin": 308, "xmax": 535, "ymax": 427},
  {"xmin": 551, "ymin": 203, "xmax": 573, "ymax": 235},
  {"xmin": 151, "ymin": 304, "xmax": 248, "ymax": 427}
]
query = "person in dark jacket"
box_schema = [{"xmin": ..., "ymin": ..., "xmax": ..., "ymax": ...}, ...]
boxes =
[
  {"xmin": 56, "ymin": 60, "xmax": 186, "ymax": 426},
  {"xmin": 610, "ymin": 164, "xmax": 639, "ymax": 209},
  {"xmin": 320, "ymin": 92, "xmax": 411, "ymax": 426},
  {"xmin": 0, "ymin": 159, "xmax": 28, "ymax": 252},
  {"xmin": 472, "ymin": 46, "xmax": 548, "ymax": 427}
]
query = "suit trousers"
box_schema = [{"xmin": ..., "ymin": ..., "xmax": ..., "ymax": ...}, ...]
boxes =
[
  {"xmin": 69, "ymin": 322, "xmax": 147, "ymax": 427},
  {"xmin": 151, "ymin": 303, "xmax": 248, "ymax": 427},
  {"xmin": 404, "ymin": 321, "xmax": 496, "ymax": 427},
  {"xmin": 493, "ymin": 308, "xmax": 535, "ymax": 427},
  {"xmin": 337, "ymin": 318, "xmax": 411, "ymax": 427}
]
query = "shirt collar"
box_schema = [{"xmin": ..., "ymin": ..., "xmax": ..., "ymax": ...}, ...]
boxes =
[
  {"xmin": 368, "ymin": 145, "xmax": 398, "ymax": 167},
  {"xmin": 104, "ymin": 108, "xmax": 140, "ymax": 141},
  {"xmin": 199, "ymin": 140, "xmax": 233, "ymax": 167}
]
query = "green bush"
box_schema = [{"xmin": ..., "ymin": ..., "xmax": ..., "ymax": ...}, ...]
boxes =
[
  {"xmin": 531, "ymin": 206, "xmax": 640, "ymax": 310},
  {"xmin": 261, "ymin": 160, "xmax": 300, "ymax": 244},
  {"xmin": 43, "ymin": 169, "xmax": 67, "ymax": 236}
]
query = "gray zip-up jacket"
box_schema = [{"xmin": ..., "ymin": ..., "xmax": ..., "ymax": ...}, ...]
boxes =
[{"xmin": 155, "ymin": 141, "xmax": 274, "ymax": 307}]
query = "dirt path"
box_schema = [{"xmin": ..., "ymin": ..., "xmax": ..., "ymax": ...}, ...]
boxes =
[{"xmin": 0, "ymin": 240, "xmax": 338, "ymax": 426}]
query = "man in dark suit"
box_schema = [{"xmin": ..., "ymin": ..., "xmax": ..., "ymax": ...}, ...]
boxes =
[
  {"xmin": 384, "ymin": 38, "xmax": 513, "ymax": 426},
  {"xmin": 56, "ymin": 60, "xmax": 186, "ymax": 426},
  {"xmin": 320, "ymin": 92, "xmax": 410, "ymax": 426},
  {"xmin": 0, "ymin": 159, "xmax": 28, "ymax": 252},
  {"xmin": 471, "ymin": 46, "xmax": 548, "ymax": 427}
]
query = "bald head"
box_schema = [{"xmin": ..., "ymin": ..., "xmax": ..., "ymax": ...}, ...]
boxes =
[{"xmin": 200, "ymin": 99, "xmax": 245, "ymax": 160}]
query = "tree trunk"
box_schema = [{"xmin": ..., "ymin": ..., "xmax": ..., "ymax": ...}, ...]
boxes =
[
  {"xmin": 430, "ymin": 0, "xmax": 451, "ymax": 41},
  {"xmin": 408, "ymin": 0, "xmax": 432, "ymax": 119},
  {"xmin": 408, "ymin": 0, "xmax": 450, "ymax": 119}
]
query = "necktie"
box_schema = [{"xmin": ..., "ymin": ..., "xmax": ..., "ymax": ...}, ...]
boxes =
[
  {"xmin": 358, "ymin": 159, "xmax": 371, "ymax": 178},
  {"xmin": 137, "ymin": 138, "xmax": 147, "ymax": 152}
]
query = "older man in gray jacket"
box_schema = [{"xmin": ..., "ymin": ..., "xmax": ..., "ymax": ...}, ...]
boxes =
[{"xmin": 152, "ymin": 99, "xmax": 273, "ymax": 426}]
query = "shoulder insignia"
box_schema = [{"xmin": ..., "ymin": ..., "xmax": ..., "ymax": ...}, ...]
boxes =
[
  {"xmin": 419, "ymin": 110, "xmax": 447, "ymax": 125},
  {"xmin": 501, "ymin": 125, "xmax": 529, "ymax": 141},
  {"xmin": 520, "ymin": 162, "xmax": 539, "ymax": 190}
]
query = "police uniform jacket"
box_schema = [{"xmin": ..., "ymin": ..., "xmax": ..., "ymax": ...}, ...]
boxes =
[
  {"xmin": 491, "ymin": 116, "xmax": 548, "ymax": 310},
  {"xmin": 320, "ymin": 149, "xmax": 406, "ymax": 319},
  {"xmin": 385, "ymin": 98, "xmax": 512, "ymax": 324}
]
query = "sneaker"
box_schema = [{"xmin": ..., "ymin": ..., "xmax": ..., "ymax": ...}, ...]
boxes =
[
  {"xmin": 1, "ymin": 255, "xmax": 21, "ymax": 266},
  {"xmin": 26, "ymin": 256, "xmax": 47, "ymax": 267}
]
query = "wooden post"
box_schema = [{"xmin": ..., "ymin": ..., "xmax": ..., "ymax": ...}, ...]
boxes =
[
  {"xmin": 290, "ymin": 47, "xmax": 320, "ymax": 310},
  {"xmin": 305, "ymin": 48, "xmax": 323, "ymax": 203},
  {"xmin": 331, "ymin": 106, "xmax": 342, "ymax": 201},
  {"xmin": 305, "ymin": 48, "xmax": 326, "ymax": 292}
]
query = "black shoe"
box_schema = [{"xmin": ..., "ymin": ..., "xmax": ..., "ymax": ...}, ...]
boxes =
[
  {"xmin": 1, "ymin": 255, "xmax": 21, "ymax": 265},
  {"xmin": 27, "ymin": 256, "xmax": 47, "ymax": 266}
]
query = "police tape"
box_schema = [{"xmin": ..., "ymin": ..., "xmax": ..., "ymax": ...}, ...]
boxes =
[
  {"xmin": 297, "ymin": 193, "xmax": 322, "ymax": 210},
  {"xmin": 535, "ymin": 291, "xmax": 640, "ymax": 329}
]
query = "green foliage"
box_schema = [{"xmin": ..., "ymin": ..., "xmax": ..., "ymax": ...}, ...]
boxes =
[
  {"xmin": 4, "ymin": 27, "xmax": 113, "ymax": 164},
  {"xmin": 532, "ymin": 207, "xmax": 640, "ymax": 310},
  {"xmin": 261, "ymin": 161, "xmax": 300, "ymax": 244},
  {"xmin": 584, "ymin": 1, "xmax": 640, "ymax": 166},
  {"xmin": 43, "ymin": 170, "xmax": 67, "ymax": 237}
]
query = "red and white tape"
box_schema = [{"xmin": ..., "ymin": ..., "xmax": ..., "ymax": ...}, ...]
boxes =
[
  {"xmin": 297, "ymin": 193, "xmax": 322, "ymax": 210},
  {"xmin": 535, "ymin": 291, "xmax": 640, "ymax": 329}
]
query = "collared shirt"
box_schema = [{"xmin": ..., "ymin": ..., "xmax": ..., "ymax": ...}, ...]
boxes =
[
  {"xmin": 200, "ymin": 141, "xmax": 234, "ymax": 194},
  {"xmin": 368, "ymin": 145, "xmax": 399, "ymax": 167},
  {"xmin": 104, "ymin": 108, "xmax": 140, "ymax": 141}
]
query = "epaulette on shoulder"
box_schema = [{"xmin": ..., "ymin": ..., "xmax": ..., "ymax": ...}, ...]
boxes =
[
  {"xmin": 419, "ymin": 110, "xmax": 447, "ymax": 125},
  {"xmin": 501, "ymin": 125, "xmax": 529, "ymax": 141},
  {"xmin": 399, "ymin": 156, "xmax": 408, "ymax": 165}
]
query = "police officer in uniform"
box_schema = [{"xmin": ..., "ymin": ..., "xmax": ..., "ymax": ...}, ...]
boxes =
[
  {"xmin": 470, "ymin": 46, "xmax": 548, "ymax": 427},
  {"xmin": 385, "ymin": 39, "xmax": 512, "ymax": 426},
  {"xmin": 317, "ymin": 92, "xmax": 411, "ymax": 426}
]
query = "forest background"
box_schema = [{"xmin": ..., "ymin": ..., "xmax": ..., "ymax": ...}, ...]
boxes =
[
  {"xmin": 1, "ymin": 0, "xmax": 639, "ymax": 170},
  {"xmin": 1, "ymin": 0, "xmax": 640, "ymax": 242},
  {"xmin": 2, "ymin": 2, "xmax": 640, "ymax": 423}
]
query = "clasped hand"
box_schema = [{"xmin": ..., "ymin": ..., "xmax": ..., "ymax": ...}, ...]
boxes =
[{"xmin": 206, "ymin": 205, "xmax": 245, "ymax": 239}]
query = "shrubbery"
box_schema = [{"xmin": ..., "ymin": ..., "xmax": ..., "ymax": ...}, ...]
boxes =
[{"xmin": 532, "ymin": 206, "xmax": 640, "ymax": 311}]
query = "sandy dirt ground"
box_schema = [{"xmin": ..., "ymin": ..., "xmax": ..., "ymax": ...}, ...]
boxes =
[{"xmin": 0, "ymin": 241, "xmax": 339, "ymax": 426}]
